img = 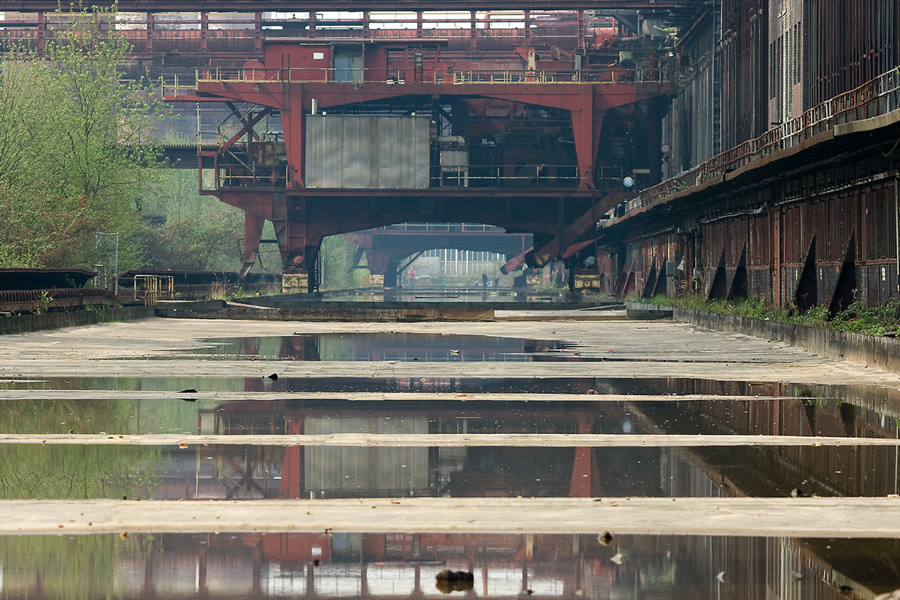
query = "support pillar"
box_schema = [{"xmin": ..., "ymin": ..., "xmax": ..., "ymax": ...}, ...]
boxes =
[
  {"xmin": 280, "ymin": 85, "xmax": 305, "ymax": 188},
  {"xmin": 254, "ymin": 12, "xmax": 263, "ymax": 54},
  {"xmin": 145, "ymin": 13, "xmax": 153, "ymax": 56},
  {"xmin": 199, "ymin": 11, "xmax": 208, "ymax": 53},
  {"xmin": 143, "ymin": 556, "xmax": 155, "ymax": 598},
  {"xmin": 384, "ymin": 257, "xmax": 401, "ymax": 287},
  {"xmin": 198, "ymin": 549, "xmax": 209, "ymax": 598},
  {"xmin": 773, "ymin": 209, "xmax": 782, "ymax": 307},
  {"xmin": 252, "ymin": 547, "xmax": 262, "ymax": 596},
  {"xmin": 37, "ymin": 12, "xmax": 46, "ymax": 56},
  {"xmin": 280, "ymin": 196, "xmax": 321, "ymax": 293},
  {"xmin": 569, "ymin": 414, "xmax": 601, "ymax": 497},
  {"xmin": 239, "ymin": 212, "xmax": 265, "ymax": 279},
  {"xmin": 306, "ymin": 562, "xmax": 317, "ymax": 597},
  {"xmin": 571, "ymin": 89, "xmax": 603, "ymax": 191}
]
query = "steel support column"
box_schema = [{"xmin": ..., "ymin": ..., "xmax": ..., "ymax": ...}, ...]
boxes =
[
  {"xmin": 281, "ymin": 85, "xmax": 304, "ymax": 188},
  {"xmin": 571, "ymin": 88, "xmax": 602, "ymax": 191},
  {"xmin": 239, "ymin": 212, "xmax": 265, "ymax": 278}
]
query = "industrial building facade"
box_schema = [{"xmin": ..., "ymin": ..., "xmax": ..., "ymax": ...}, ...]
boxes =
[{"xmin": 600, "ymin": 0, "xmax": 900, "ymax": 310}]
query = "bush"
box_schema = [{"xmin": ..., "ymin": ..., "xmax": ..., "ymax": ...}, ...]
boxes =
[{"xmin": 640, "ymin": 293, "xmax": 900, "ymax": 336}]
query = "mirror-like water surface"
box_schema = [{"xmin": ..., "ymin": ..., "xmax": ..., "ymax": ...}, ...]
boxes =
[
  {"xmin": 2, "ymin": 442, "xmax": 897, "ymax": 500},
  {"xmin": 5, "ymin": 330, "xmax": 900, "ymax": 599},
  {"xmin": 180, "ymin": 334, "xmax": 572, "ymax": 362},
  {"xmin": 1, "ymin": 532, "xmax": 897, "ymax": 599},
  {"xmin": 1, "ymin": 395, "xmax": 897, "ymax": 440}
]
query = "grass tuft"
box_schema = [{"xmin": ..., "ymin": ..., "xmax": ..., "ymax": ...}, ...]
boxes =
[{"xmin": 640, "ymin": 294, "xmax": 900, "ymax": 337}]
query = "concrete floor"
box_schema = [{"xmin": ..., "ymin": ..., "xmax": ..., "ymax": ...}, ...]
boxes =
[
  {"xmin": 1, "ymin": 314, "xmax": 899, "ymax": 537},
  {"xmin": 0, "ymin": 315, "xmax": 892, "ymax": 385}
]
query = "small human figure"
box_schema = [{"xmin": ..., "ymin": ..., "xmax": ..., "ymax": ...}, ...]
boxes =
[
  {"xmin": 407, "ymin": 268, "xmax": 416, "ymax": 287},
  {"xmin": 482, "ymin": 273, "xmax": 488, "ymax": 288},
  {"xmin": 493, "ymin": 277, "xmax": 499, "ymax": 288}
]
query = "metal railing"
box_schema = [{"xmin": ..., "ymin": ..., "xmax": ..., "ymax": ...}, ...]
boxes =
[
  {"xmin": 133, "ymin": 275, "xmax": 175, "ymax": 306},
  {"xmin": 613, "ymin": 65, "xmax": 900, "ymax": 219},
  {"xmin": 0, "ymin": 10, "xmax": 624, "ymax": 56},
  {"xmin": 215, "ymin": 163, "xmax": 291, "ymax": 190},
  {"xmin": 205, "ymin": 161, "xmax": 623, "ymax": 191},
  {"xmin": 162, "ymin": 63, "xmax": 673, "ymax": 97},
  {"xmin": 0, "ymin": 288, "xmax": 115, "ymax": 312},
  {"xmin": 383, "ymin": 223, "xmax": 506, "ymax": 232},
  {"xmin": 451, "ymin": 66, "xmax": 672, "ymax": 85}
]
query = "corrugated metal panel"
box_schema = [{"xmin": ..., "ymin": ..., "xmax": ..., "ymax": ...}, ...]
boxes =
[
  {"xmin": 306, "ymin": 115, "xmax": 431, "ymax": 189},
  {"xmin": 721, "ymin": 0, "xmax": 768, "ymax": 147},
  {"xmin": 618, "ymin": 173, "xmax": 897, "ymax": 309},
  {"xmin": 304, "ymin": 417, "xmax": 430, "ymax": 492},
  {"xmin": 804, "ymin": 0, "xmax": 900, "ymax": 109},
  {"xmin": 767, "ymin": 0, "xmax": 803, "ymax": 125},
  {"xmin": 661, "ymin": 13, "xmax": 718, "ymax": 178}
]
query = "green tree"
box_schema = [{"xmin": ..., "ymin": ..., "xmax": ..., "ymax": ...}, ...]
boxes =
[
  {"xmin": 319, "ymin": 234, "xmax": 367, "ymax": 290},
  {"xmin": 140, "ymin": 170, "xmax": 246, "ymax": 271},
  {"xmin": 0, "ymin": 4, "xmax": 168, "ymax": 269}
]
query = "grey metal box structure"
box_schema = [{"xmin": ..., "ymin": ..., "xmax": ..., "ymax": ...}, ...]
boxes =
[{"xmin": 305, "ymin": 115, "xmax": 431, "ymax": 189}]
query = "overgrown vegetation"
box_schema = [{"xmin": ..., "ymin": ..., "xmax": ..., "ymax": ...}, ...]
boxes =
[
  {"xmin": 140, "ymin": 171, "xmax": 247, "ymax": 272},
  {"xmin": 637, "ymin": 293, "xmax": 900, "ymax": 336},
  {"xmin": 319, "ymin": 234, "xmax": 368, "ymax": 290},
  {"xmin": 0, "ymin": 5, "xmax": 168, "ymax": 269},
  {"xmin": 0, "ymin": 6, "xmax": 251, "ymax": 274}
]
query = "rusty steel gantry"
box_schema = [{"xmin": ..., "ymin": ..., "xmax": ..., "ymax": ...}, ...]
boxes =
[
  {"xmin": 0, "ymin": 2, "xmax": 688, "ymax": 291},
  {"xmin": 151, "ymin": 9, "xmax": 678, "ymax": 291}
]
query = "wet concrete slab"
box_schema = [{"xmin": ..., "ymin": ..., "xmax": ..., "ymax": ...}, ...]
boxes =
[
  {"xmin": 3, "ymin": 497, "xmax": 900, "ymax": 537},
  {"xmin": 0, "ymin": 319, "xmax": 890, "ymax": 392}
]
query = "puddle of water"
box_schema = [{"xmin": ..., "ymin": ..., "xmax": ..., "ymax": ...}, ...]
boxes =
[
  {"xmin": 6, "ymin": 374, "xmax": 900, "ymax": 406},
  {"xmin": 1, "ymin": 395, "xmax": 897, "ymax": 440},
  {"xmin": 154, "ymin": 333, "xmax": 780, "ymax": 364},
  {"xmin": 5, "ymin": 326, "xmax": 900, "ymax": 599},
  {"xmin": 0, "ymin": 532, "xmax": 896, "ymax": 599},
  {"xmin": 320, "ymin": 289, "xmax": 581, "ymax": 303},
  {"xmin": 177, "ymin": 333, "xmax": 571, "ymax": 362},
  {"xmin": 2, "ymin": 442, "xmax": 896, "ymax": 500},
  {"xmin": 3, "ymin": 376, "xmax": 900, "ymax": 517}
]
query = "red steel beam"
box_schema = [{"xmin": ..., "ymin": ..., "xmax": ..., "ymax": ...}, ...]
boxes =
[
  {"xmin": 0, "ymin": 1, "xmax": 687, "ymax": 10},
  {"xmin": 218, "ymin": 107, "xmax": 269, "ymax": 156},
  {"xmin": 194, "ymin": 79, "xmax": 673, "ymax": 191},
  {"xmin": 530, "ymin": 190, "xmax": 628, "ymax": 266}
]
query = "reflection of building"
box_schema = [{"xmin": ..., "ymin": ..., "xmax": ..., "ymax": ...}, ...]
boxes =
[
  {"xmin": 1, "ymin": 531, "xmax": 892, "ymax": 599},
  {"xmin": 630, "ymin": 384, "xmax": 900, "ymax": 498},
  {"xmin": 201, "ymin": 333, "xmax": 565, "ymax": 363},
  {"xmin": 175, "ymin": 385, "xmax": 900, "ymax": 501},
  {"xmin": 191, "ymin": 400, "xmax": 666, "ymax": 501}
]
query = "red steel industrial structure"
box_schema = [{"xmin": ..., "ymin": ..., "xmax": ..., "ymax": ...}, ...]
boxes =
[
  {"xmin": 152, "ymin": 9, "xmax": 677, "ymax": 291},
  {"xmin": 1, "ymin": 1, "xmax": 898, "ymax": 305},
  {"xmin": 1, "ymin": 4, "xmax": 681, "ymax": 291}
]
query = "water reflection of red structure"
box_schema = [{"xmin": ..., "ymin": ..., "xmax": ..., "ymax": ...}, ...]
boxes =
[
  {"xmin": 631, "ymin": 381, "xmax": 900, "ymax": 498},
  {"xmin": 5, "ymin": 531, "xmax": 885, "ymax": 599},
  {"xmin": 225, "ymin": 333, "xmax": 565, "ymax": 365},
  {"xmin": 186, "ymin": 375, "xmax": 900, "ymax": 503},
  {"xmin": 204, "ymin": 532, "xmax": 618, "ymax": 599},
  {"xmin": 195, "ymin": 400, "xmax": 625, "ymax": 501}
]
